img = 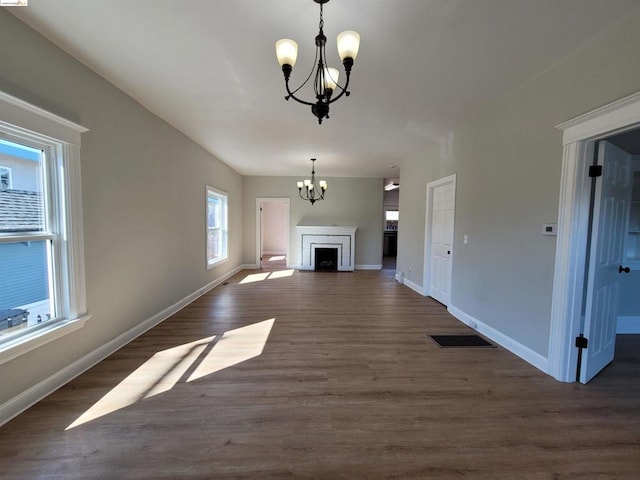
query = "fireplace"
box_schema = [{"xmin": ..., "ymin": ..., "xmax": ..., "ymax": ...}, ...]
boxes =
[
  {"xmin": 295, "ymin": 226, "xmax": 357, "ymax": 271},
  {"xmin": 314, "ymin": 248, "xmax": 338, "ymax": 271}
]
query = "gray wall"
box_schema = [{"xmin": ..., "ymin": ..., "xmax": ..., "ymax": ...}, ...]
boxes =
[
  {"xmin": 397, "ymin": 11, "xmax": 640, "ymax": 356},
  {"xmin": 619, "ymin": 271, "xmax": 640, "ymax": 317},
  {"xmin": 243, "ymin": 176, "xmax": 383, "ymax": 268},
  {"xmin": 0, "ymin": 10, "xmax": 243, "ymax": 405}
]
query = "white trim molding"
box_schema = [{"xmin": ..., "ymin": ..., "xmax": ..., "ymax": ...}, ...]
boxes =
[
  {"xmin": 0, "ymin": 90, "xmax": 88, "ymax": 146},
  {"xmin": 355, "ymin": 264, "xmax": 383, "ymax": 270},
  {"xmin": 556, "ymin": 92, "xmax": 640, "ymax": 145},
  {"xmin": 395, "ymin": 273, "xmax": 426, "ymax": 296},
  {"xmin": 550, "ymin": 91, "xmax": 640, "ymax": 382},
  {"xmin": 448, "ymin": 305, "xmax": 550, "ymax": 374}
]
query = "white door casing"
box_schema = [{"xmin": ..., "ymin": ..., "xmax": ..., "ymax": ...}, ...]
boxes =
[
  {"xmin": 550, "ymin": 91, "xmax": 640, "ymax": 383},
  {"xmin": 580, "ymin": 141, "xmax": 630, "ymax": 383},
  {"xmin": 424, "ymin": 174, "xmax": 456, "ymax": 305}
]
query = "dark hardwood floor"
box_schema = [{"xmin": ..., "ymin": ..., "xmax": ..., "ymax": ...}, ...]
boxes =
[{"xmin": 0, "ymin": 267, "xmax": 638, "ymax": 479}]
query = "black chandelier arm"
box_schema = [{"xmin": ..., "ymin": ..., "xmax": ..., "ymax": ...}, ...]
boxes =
[
  {"xmin": 284, "ymin": 75, "xmax": 318, "ymax": 107},
  {"xmin": 299, "ymin": 187, "xmax": 325, "ymax": 204},
  {"xmin": 283, "ymin": 64, "xmax": 352, "ymax": 108},
  {"xmin": 325, "ymin": 69, "xmax": 352, "ymax": 105},
  {"xmin": 282, "ymin": 39, "xmax": 322, "ymax": 105}
]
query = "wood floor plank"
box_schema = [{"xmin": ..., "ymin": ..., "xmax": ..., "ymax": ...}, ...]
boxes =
[{"xmin": 0, "ymin": 268, "xmax": 639, "ymax": 479}]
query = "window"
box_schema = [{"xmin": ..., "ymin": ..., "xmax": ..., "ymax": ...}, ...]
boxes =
[
  {"xmin": 385, "ymin": 210, "xmax": 399, "ymax": 230},
  {"xmin": 0, "ymin": 90, "xmax": 88, "ymax": 363},
  {"xmin": 206, "ymin": 186, "xmax": 228, "ymax": 268},
  {"xmin": 0, "ymin": 166, "xmax": 11, "ymax": 190}
]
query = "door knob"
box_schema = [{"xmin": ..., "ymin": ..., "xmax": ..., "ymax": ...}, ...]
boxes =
[{"xmin": 619, "ymin": 265, "xmax": 631, "ymax": 273}]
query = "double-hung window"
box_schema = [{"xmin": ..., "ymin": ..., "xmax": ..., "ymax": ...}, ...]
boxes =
[
  {"xmin": 206, "ymin": 186, "xmax": 228, "ymax": 268},
  {"xmin": 0, "ymin": 91, "xmax": 88, "ymax": 363}
]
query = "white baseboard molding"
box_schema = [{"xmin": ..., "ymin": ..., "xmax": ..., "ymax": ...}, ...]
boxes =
[
  {"xmin": 241, "ymin": 263, "xmax": 260, "ymax": 270},
  {"xmin": 0, "ymin": 265, "xmax": 243, "ymax": 427},
  {"xmin": 396, "ymin": 274, "xmax": 425, "ymax": 296},
  {"xmin": 262, "ymin": 251, "xmax": 286, "ymax": 256},
  {"xmin": 355, "ymin": 264, "xmax": 382, "ymax": 270},
  {"xmin": 447, "ymin": 305, "xmax": 550, "ymax": 374},
  {"xmin": 617, "ymin": 315, "xmax": 640, "ymax": 334}
]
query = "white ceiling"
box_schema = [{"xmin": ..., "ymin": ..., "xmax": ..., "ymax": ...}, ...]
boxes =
[{"xmin": 10, "ymin": 0, "xmax": 640, "ymax": 178}]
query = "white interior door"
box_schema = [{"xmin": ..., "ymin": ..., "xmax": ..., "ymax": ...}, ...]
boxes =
[
  {"xmin": 427, "ymin": 176, "xmax": 456, "ymax": 306},
  {"xmin": 581, "ymin": 141, "xmax": 631, "ymax": 383}
]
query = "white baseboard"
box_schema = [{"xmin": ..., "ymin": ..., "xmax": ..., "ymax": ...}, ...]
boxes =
[
  {"xmin": 396, "ymin": 274, "xmax": 425, "ymax": 296},
  {"xmin": 617, "ymin": 315, "xmax": 640, "ymax": 334},
  {"xmin": 290, "ymin": 265, "xmax": 356, "ymax": 272},
  {"xmin": 241, "ymin": 263, "xmax": 260, "ymax": 270},
  {"xmin": 355, "ymin": 264, "xmax": 382, "ymax": 270},
  {"xmin": 262, "ymin": 251, "xmax": 286, "ymax": 256},
  {"xmin": 447, "ymin": 305, "xmax": 550, "ymax": 374},
  {"xmin": 0, "ymin": 265, "xmax": 243, "ymax": 427}
]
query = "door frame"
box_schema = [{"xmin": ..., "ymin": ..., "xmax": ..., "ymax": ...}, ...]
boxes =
[
  {"xmin": 549, "ymin": 92, "xmax": 640, "ymax": 382},
  {"xmin": 255, "ymin": 198, "xmax": 290, "ymax": 268},
  {"xmin": 423, "ymin": 174, "xmax": 456, "ymax": 305}
]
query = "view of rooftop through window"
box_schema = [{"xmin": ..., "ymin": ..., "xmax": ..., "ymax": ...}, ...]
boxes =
[{"xmin": 0, "ymin": 138, "xmax": 53, "ymax": 337}]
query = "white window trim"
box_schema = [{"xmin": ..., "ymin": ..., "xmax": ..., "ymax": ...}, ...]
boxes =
[
  {"xmin": 0, "ymin": 90, "xmax": 89, "ymax": 365},
  {"xmin": 206, "ymin": 185, "xmax": 228, "ymax": 269}
]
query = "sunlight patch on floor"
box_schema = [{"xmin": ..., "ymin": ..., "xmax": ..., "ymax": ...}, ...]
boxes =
[
  {"xmin": 239, "ymin": 272, "xmax": 271, "ymax": 284},
  {"xmin": 268, "ymin": 255, "xmax": 286, "ymax": 261},
  {"xmin": 66, "ymin": 318, "xmax": 275, "ymax": 430},
  {"xmin": 239, "ymin": 269, "xmax": 294, "ymax": 284},
  {"xmin": 187, "ymin": 318, "xmax": 275, "ymax": 382},
  {"xmin": 267, "ymin": 269, "xmax": 294, "ymax": 279}
]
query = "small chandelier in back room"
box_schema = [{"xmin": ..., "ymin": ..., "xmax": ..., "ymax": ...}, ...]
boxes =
[
  {"xmin": 297, "ymin": 158, "xmax": 327, "ymax": 205},
  {"xmin": 275, "ymin": 0, "xmax": 360, "ymax": 124}
]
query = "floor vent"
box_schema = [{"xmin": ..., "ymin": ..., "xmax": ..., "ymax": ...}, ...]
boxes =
[{"xmin": 429, "ymin": 334, "xmax": 494, "ymax": 348}]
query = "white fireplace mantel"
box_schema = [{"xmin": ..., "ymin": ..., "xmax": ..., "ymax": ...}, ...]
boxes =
[{"xmin": 296, "ymin": 226, "xmax": 357, "ymax": 271}]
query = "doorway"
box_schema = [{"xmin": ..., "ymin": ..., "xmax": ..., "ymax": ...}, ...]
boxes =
[
  {"xmin": 255, "ymin": 198, "xmax": 290, "ymax": 269},
  {"xmin": 423, "ymin": 174, "xmax": 456, "ymax": 306},
  {"xmin": 549, "ymin": 92, "xmax": 640, "ymax": 383},
  {"xmin": 383, "ymin": 179, "xmax": 399, "ymax": 272},
  {"xmin": 578, "ymin": 138, "xmax": 639, "ymax": 382}
]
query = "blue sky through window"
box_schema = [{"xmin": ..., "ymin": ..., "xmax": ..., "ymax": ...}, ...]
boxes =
[{"xmin": 0, "ymin": 139, "xmax": 40, "ymax": 161}]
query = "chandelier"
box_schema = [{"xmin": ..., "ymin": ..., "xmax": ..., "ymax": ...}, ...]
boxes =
[
  {"xmin": 297, "ymin": 159, "xmax": 327, "ymax": 205},
  {"xmin": 275, "ymin": 0, "xmax": 360, "ymax": 124}
]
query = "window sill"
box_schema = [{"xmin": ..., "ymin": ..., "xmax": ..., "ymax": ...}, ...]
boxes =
[
  {"xmin": 207, "ymin": 257, "xmax": 228, "ymax": 270},
  {"xmin": 0, "ymin": 315, "xmax": 90, "ymax": 366}
]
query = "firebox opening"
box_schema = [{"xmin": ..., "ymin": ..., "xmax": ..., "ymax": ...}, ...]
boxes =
[{"xmin": 314, "ymin": 248, "xmax": 338, "ymax": 271}]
